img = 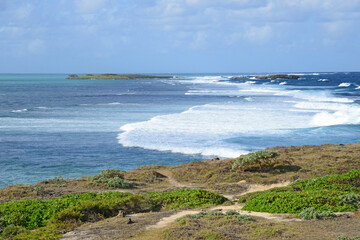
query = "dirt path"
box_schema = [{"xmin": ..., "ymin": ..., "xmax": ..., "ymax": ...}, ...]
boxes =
[
  {"xmin": 156, "ymin": 170, "xmax": 193, "ymax": 188},
  {"xmin": 238, "ymin": 181, "xmax": 291, "ymax": 196},
  {"xmin": 146, "ymin": 181, "xmax": 296, "ymax": 230},
  {"xmin": 147, "ymin": 202, "xmax": 300, "ymax": 230}
]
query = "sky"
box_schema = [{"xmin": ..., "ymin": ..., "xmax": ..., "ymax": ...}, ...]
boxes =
[{"xmin": 0, "ymin": 0, "xmax": 360, "ymax": 73}]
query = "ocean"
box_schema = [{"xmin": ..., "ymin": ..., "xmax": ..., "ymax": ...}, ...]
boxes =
[{"xmin": 1, "ymin": 72, "xmax": 360, "ymax": 188}]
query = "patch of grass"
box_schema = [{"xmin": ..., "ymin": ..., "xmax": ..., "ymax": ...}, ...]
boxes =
[
  {"xmin": 338, "ymin": 235, "xmax": 360, "ymax": 240},
  {"xmin": 146, "ymin": 189, "xmax": 227, "ymax": 210},
  {"xmin": 340, "ymin": 193, "xmax": 360, "ymax": 209},
  {"xmin": 195, "ymin": 230, "xmax": 225, "ymax": 240},
  {"xmin": 187, "ymin": 210, "xmax": 253, "ymax": 223},
  {"xmin": 236, "ymin": 214, "xmax": 254, "ymax": 222},
  {"xmin": 240, "ymin": 170, "xmax": 360, "ymax": 214},
  {"xmin": 298, "ymin": 207, "xmax": 336, "ymax": 220},
  {"xmin": 0, "ymin": 225, "xmax": 29, "ymax": 239},
  {"xmin": 0, "ymin": 189, "xmax": 225, "ymax": 239},
  {"xmin": 232, "ymin": 150, "xmax": 280, "ymax": 171},
  {"xmin": 89, "ymin": 169, "xmax": 131, "ymax": 189},
  {"xmin": 238, "ymin": 186, "xmax": 294, "ymax": 203},
  {"xmin": 291, "ymin": 169, "xmax": 360, "ymax": 192},
  {"xmin": 190, "ymin": 211, "xmax": 208, "ymax": 219}
]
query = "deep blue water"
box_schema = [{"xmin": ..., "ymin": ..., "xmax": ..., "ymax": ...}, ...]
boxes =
[{"xmin": 1, "ymin": 72, "xmax": 360, "ymax": 187}]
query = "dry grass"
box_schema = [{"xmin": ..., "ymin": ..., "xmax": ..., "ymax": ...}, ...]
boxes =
[
  {"xmin": 1, "ymin": 143, "xmax": 359, "ymax": 202},
  {"xmin": 151, "ymin": 214, "xmax": 360, "ymax": 240}
]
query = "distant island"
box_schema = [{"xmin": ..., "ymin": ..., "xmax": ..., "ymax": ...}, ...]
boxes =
[
  {"xmin": 67, "ymin": 74, "xmax": 172, "ymax": 79},
  {"xmin": 230, "ymin": 74, "xmax": 300, "ymax": 80}
]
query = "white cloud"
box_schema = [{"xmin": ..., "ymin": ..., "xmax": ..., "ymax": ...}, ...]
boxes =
[
  {"xmin": 28, "ymin": 39, "xmax": 45, "ymax": 53},
  {"xmin": 16, "ymin": 3, "xmax": 34, "ymax": 20},
  {"xmin": 245, "ymin": 25, "xmax": 272, "ymax": 43},
  {"xmin": 75, "ymin": 0, "xmax": 106, "ymax": 13},
  {"xmin": 190, "ymin": 31, "xmax": 207, "ymax": 49}
]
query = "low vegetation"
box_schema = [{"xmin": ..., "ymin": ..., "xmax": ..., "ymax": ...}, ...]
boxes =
[
  {"xmin": 298, "ymin": 207, "xmax": 336, "ymax": 220},
  {"xmin": 66, "ymin": 74, "xmax": 171, "ymax": 79},
  {"xmin": 1, "ymin": 143, "xmax": 360, "ymax": 239},
  {"xmin": 186, "ymin": 210, "xmax": 254, "ymax": 222},
  {"xmin": 232, "ymin": 150, "xmax": 280, "ymax": 171},
  {"xmin": 0, "ymin": 189, "xmax": 226, "ymax": 239},
  {"xmin": 338, "ymin": 236, "xmax": 360, "ymax": 240},
  {"xmin": 239, "ymin": 169, "xmax": 360, "ymax": 214},
  {"xmin": 89, "ymin": 169, "xmax": 131, "ymax": 189}
]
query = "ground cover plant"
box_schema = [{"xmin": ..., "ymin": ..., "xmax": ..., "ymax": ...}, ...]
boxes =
[
  {"xmin": 89, "ymin": 169, "xmax": 131, "ymax": 189},
  {"xmin": 186, "ymin": 210, "xmax": 254, "ymax": 222},
  {"xmin": 232, "ymin": 150, "xmax": 280, "ymax": 171},
  {"xmin": 0, "ymin": 189, "xmax": 226, "ymax": 239},
  {"xmin": 239, "ymin": 169, "xmax": 360, "ymax": 214}
]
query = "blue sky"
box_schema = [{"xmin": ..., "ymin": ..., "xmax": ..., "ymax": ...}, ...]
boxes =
[{"xmin": 0, "ymin": 0, "xmax": 359, "ymax": 73}]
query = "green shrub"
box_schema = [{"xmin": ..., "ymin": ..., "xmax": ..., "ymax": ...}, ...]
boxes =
[
  {"xmin": 298, "ymin": 207, "xmax": 336, "ymax": 220},
  {"xmin": 0, "ymin": 224, "xmax": 28, "ymax": 238},
  {"xmin": 292, "ymin": 169, "xmax": 360, "ymax": 193},
  {"xmin": 225, "ymin": 210, "xmax": 239, "ymax": 216},
  {"xmin": 241, "ymin": 189, "xmax": 355, "ymax": 213},
  {"xmin": 146, "ymin": 189, "xmax": 227, "ymax": 210},
  {"xmin": 89, "ymin": 169, "xmax": 131, "ymax": 189},
  {"xmin": 338, "ymin": 236, "xmax": 360, "ymax": 240},
  {"xmin": 0, "ymin": 189, "xmax": 225, "ymax": 239},
  {"xmin": 190, "ymin": 211, "xmax": 208, "ymax": 219},
  {"xmin": 232, "ymin": 151, "xmax": 280, "ymax": 170},
  {"xmin": 240, "ymin": 170, "xmax": 360, "ymax": 214},
  {"xmin": 208, "ymin": 211, "xmax": 224, "ymax": 216},
  {"xmin": 0, "ymin": 192, "xmax": 131, "ymax": 229},
  {"xmin": 238, "ymin": 186, "xmax": 294, "ymax": 203},
  {"xmin": 339, "ymin": 194, "xmax": 360, "ymax": 209},
  {"xmin": 236, "ymin": 214, "xmax": 254, "ymax": 222}
]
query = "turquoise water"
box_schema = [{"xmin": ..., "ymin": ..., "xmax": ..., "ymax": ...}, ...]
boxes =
[{"xmin": 1, "ymin": 73, "xmax": 360, "ymax": 187}]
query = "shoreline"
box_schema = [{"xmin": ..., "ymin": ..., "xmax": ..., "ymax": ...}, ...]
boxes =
[
  {"xmin": 2, "ymin": 142, "xmax": 359, "ymax": 198},
  {"xmin": 1, "ymin": 142, "xmax": 359, "ymax": 239}
]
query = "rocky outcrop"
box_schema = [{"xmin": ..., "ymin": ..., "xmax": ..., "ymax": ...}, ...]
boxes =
[{"xmin": 230, "ymin": 74, "xmax": 300, "ymax": 80}]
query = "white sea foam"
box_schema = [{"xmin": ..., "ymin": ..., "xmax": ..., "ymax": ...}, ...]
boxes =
[
  {"xmin": 279, "ymin": 81, "xmax": 287, "ymax": 85},
  {"xmin": 318, "ymin": 79, "xmax": 329, "ymax": 82},
  {"xmin": 117, "ymin": 74, "xmax": 359, "ymax": 157},
  {"xmin": 79, "ymin": 102, "xmax": 141, "ymax": 106},
  {"xmin": 11, "ymin": 109, "xmax": 28, "ymax": 113},
  {"xmin": 356, "ymin": 86, "xmax": 360, "ymax": 90},
  {"xmin": 339, "ymin": 82, "xmax": 351, "ymax": 87},
  {"xmin": 293, "ymin": 101, "xmax": 360, "ymax": 126},
  {"xmin": 117, "ymin": 100, "xmax": 316, "ymax": 158},
  {"xmin": 245, "ymin": 81, "xmax": 256, "ymax": 84}
]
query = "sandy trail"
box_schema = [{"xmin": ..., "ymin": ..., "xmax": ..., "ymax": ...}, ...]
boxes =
[
  {"xmin": 238, "ymin": 181, "xmax": 291, "ymax": 196},
  {"xmin": 147, "ymin": 181, "xmax": 296, "ymax": 230},
  {"xmin": 156, "ymin": 170, "xmax": 191, "ymax": 188}
]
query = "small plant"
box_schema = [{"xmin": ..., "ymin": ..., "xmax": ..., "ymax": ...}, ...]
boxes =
[
  {"xmin": 190, "ymin": 211, "xmax": 208, "ymax": 219},
  {"xmin": 32, "ymin": 185, "xmax": 45, "ymax": 196},
  {"xmin": 298, "ymin": 207, "xmax": 336, "ymax": 220},
  {"xmin": 225, "ymin": 210, "xmax": 239, "ymax": 216},
  {"xmin": 338, "ymin": 236, "xmax": 360, "ymax": 240},
  {"xmin": 0, "ymin": 224, "xmax": 28, "ymax": 238},
  {"xmin": 208, "ymin": 211, "xmax": 224, "ymax": 216},
  {"xmin": 49, "ymin": 176, "xmax": 62, "ymax": 182},
  {"xmin": 236, "ymin": 214, "xmax": 254, "ymax": 222},
  {"xmin": 232, "ymin": 150, "xmax": 280, "ymax": 170},
  {"xmin": 340, "ymin": 194, "xmax": 360, "ymax": 209},
  {"xmin": 89, "ymin": 169, "xmax": 131, "ymax": 189}
]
